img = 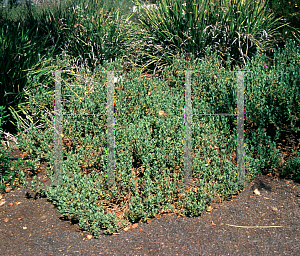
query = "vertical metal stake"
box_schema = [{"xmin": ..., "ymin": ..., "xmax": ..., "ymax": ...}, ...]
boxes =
[
  {"xmin": 54, "ymin": 70, "xmax": 64, "ymax": 186},
  {"xmin": 184, "ymin": 70, "xmax": 192, "ymax": 185},
  {"xmin": 229, "ymin": 70, "xmax": 252, "ymax": 186},
  {"xmin": 236, "ymin": 71, "xmax": 245, "ymax": 185},
  {"xmin": 107, "ymin": 71, "xmax": 116, "ymax": 186}
]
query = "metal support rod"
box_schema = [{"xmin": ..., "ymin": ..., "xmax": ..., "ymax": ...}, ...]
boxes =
[
  {"xmin": 184, "ymin": 70, "xmax": 192, "ymax": 186},
  {"xmin": 228, "ymin": 71, "xmax": 252, "ymax": 186},
  {"xmin": 106, "ymin": 71, "xmax": 116, "ymax": 186},
  {"xmin": 53, "ymin": 70, "xmax": 63, "ymax": 186}
]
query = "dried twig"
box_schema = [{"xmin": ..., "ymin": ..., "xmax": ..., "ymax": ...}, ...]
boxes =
[{"xmin": 226, "ymin": 224, "xmax": 292, "ymax": 228}]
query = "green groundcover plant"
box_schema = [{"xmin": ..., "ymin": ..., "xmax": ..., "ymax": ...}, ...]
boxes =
[{"xmin": 4, "ymin": 38, "xmax": 300, "ymax": 237}]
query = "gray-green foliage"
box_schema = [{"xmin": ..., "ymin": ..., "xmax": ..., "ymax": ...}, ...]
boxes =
[{"xmin": 9, "ymin": 39, "xmax": 300, "ymax": 237}]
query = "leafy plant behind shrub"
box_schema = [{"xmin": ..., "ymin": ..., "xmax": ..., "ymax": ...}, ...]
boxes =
[{"xmin": 125, "ymin": 0, "xmax": 295, "ymax": 80}]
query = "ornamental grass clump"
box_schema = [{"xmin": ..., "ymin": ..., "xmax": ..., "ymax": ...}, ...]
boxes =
[{"xmin": 126, "ymin": 0, "xmax": 292, "ymax": 78}]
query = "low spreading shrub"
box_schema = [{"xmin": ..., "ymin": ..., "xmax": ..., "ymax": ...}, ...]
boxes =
[{"xmin": 5, "ymin": 39, "xmax": 299, "ymax": 237}]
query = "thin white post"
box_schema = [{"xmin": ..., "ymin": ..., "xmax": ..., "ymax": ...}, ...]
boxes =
[
  {"xmin": 228, "ymin": 71, "xmax": 252, "ymax": 186},
  {"xmin": 106, "ymin": 71, "xmax": 116, "ymax": 186},
  {"xmin": 53, "ymin": 70, "xmax": 63, "ymax": 186}
]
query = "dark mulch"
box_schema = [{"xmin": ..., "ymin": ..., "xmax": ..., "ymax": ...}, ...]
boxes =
[{"xmin": 0, "ymin": 126, "xmax": 300, "ymax": 255}]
